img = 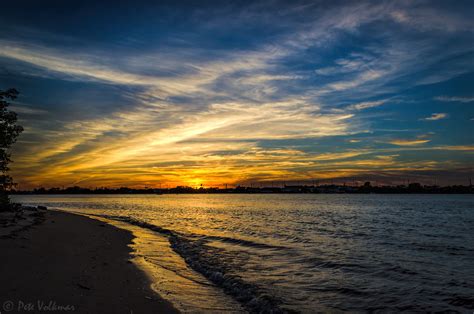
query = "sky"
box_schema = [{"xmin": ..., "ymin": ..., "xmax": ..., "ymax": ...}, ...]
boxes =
[{"xmin": 0, "ymin": 0, "xmax": 473, "ymax": 189}]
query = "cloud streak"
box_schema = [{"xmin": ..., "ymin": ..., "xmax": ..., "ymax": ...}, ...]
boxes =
[
  {"xmin": 389, "ymin": 139, "xmax": 431, "ymax": 146},
  {"xmin": 435, "ymin": 96, "xmax": 474, "ymax": 103},
  {"xmin": 422, "ymin": 113, "xmax": 448, "ymax": 121},
  {"xmin": 348, "ymin": 99, "xmax": 388, "ymax": 110}
]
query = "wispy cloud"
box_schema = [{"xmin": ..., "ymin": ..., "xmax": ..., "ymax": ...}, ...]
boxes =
[
  {"xmin": 348, "ymin": 99, "xmax": 387, "ymax": 110},
  {"xmin": 11, "ymin": 104, "xmax": 48, "ymax": 115},
  {"xmin": 389, "ymin": 139, "xmax": 431, "ymax": 146},
  {"xmin": 435, "ymin": 96, "xmax": 474, "ymax": 103},
  {"xmin": 422, "ymin": 113, "xmax": 448, "ymax": 121}
]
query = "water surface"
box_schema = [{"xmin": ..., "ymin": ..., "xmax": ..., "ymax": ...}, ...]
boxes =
[{"xmin": 14, "ymin": 194, "xmax": 474, "ymax": 312}]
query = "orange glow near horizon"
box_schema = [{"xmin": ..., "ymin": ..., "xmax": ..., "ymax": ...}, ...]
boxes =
[{"xmin": 11, "ymin": 142, "xmax": 474, "ymax": 189}]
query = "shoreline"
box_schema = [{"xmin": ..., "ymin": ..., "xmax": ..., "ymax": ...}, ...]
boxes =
[{"xmin": 0, "ymin": 209, "xmax": 178, "ymax": 313}]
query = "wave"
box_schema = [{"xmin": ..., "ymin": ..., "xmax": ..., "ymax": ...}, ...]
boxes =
[
  {"xmin": 203, "ymin": 234, "xmax": 288, "ymax": 250},
  {"xmin": 83, "ymin": 213, "xmax": 291, "ymax": 313}
]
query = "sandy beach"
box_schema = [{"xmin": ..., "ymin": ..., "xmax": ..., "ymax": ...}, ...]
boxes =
[{"xmin": 0, "ymin": 209, "xmax": 178, "ymax": 313}]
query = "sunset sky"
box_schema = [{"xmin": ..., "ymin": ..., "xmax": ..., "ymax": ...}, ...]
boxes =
[{"xmin": 0, "ymin": 0, "xmax": 473, "ymax": 189}]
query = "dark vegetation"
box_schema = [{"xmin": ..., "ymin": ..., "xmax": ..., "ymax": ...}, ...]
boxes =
[
  {"xmin": 12, "ymin": 182, "xmax": 473, "ymax": 195},
  {"xmin": 0, "ymin": 88, "xmax": 23, "ymax": 211}
]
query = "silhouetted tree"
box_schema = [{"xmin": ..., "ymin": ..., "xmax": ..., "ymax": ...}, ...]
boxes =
[{"xmin": 0, "ymin": 88, "xmax": 23, "ymax": 211}]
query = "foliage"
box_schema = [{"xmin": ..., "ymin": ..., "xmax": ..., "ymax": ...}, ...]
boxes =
[{"xmin": 0, "ymin": 88, "xmax": 23, "ymax": 211}]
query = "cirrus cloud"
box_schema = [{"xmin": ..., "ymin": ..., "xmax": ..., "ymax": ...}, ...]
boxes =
[{"xmin": 422, "ymin": 113, "xmax": 448, "ymax": 121}]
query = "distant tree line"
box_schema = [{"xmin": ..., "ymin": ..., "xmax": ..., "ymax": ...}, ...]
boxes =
[{"xmin": 11, "ymin": 182, "xmax": 474, "ymax": 195}]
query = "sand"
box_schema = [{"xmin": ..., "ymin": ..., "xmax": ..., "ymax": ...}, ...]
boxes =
[{"xmin": 0, "ymin": 209, "xmax": 179, "ymax": 313}]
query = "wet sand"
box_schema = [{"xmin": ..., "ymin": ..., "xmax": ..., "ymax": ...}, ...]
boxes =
[{"xmin": 0, "ymin": 210, "xmax": 178, "ymax": 313}]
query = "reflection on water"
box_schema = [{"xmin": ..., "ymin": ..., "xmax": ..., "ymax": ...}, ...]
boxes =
[{"xmin": 13, "ymin": 194, "xmax": 474, "ymax": 312}]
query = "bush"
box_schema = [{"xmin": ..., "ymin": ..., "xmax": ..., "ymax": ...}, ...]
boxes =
[{"xmin": 0, "ymin": 88, "xmax": 23, "ymax": 211}]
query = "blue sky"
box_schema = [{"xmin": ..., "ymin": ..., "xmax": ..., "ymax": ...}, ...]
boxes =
[{"xmin": 0, "ymin": 0, "xmax": 473, "ymax": 188}]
